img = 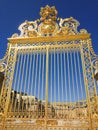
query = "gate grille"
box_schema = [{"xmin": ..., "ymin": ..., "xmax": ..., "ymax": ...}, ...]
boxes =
[{"xmin": 0, "ymin": 5, "xmax": 98, "ymax": 130}]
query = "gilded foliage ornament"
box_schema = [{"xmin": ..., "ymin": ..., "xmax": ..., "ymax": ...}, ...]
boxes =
[{"xmin": 11, "ymin": 5, "xmax": 88, "ymax": 38}]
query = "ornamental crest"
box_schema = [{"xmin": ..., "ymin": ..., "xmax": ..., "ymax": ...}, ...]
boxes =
[{"xmin": 11, "ymin": 5, "xmax": 87, "ymax": 38}]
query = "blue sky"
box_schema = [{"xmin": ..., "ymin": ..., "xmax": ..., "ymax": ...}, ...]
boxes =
[{"xmin": 0, "ymin": 0, "xmax": 98, "ymax": 59}]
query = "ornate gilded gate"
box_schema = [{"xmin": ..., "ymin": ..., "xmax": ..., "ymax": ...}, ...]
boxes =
[{"xmin": 0, "ymin": 5, "xmax": 98, "ymax": 130}]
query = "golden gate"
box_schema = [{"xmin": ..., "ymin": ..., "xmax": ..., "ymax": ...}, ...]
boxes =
[{"xmin": 0, "ymin": 5, "xmax": 98, "ymax": 130}]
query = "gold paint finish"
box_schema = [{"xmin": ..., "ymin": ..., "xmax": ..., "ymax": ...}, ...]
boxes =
[{"xmin": 0, "ymin": 5, "xmax": 98, "ymax": 130}]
